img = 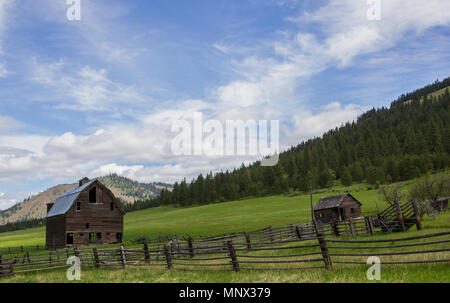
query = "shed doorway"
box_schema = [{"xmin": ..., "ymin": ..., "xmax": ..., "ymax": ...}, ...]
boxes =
[{"xmin": 339, "ymin": 208, "xmax": 345, "ymax": 220}]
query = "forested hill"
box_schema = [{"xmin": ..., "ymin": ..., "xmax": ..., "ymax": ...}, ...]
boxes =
[
  {"xmin": 131, "ymin": 78, "xmax": 450, "ymax": 210},
  {"xmin": 98, "ymin": 174, "xmax": 172, "ymax": 204}
]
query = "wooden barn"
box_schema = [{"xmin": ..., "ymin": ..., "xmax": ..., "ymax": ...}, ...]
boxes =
[
  {"xmin": 314, "ymin": 193, "xmax": 362, "ymax": 224},
  {"xmin": 46, "ymin": 178, "xmax": 124, "ymax": 249}
]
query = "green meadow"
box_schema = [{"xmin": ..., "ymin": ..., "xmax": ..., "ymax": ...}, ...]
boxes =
[
  {"xmin": 0, "ymin": 183, "xmax": 385, "ymax": 249},
  {"xmin": 1, "ymin": 175, "xmax": 449, "ymax": 283}
]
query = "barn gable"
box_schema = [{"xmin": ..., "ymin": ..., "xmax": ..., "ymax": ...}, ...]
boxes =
[
  {"xmin": 46, "ymin": 178, "xmax": 124, "ymax": 218},
  {"xmin": 46, "ymin": 179, "xmax": 97, "ymax": 218},
  {"xmin": 46, "ymin": 177, "xmax": 125, "ymax": 249}
]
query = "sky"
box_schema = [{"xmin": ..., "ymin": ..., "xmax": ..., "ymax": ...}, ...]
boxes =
[{"xmin": 0, "ymin": 0, "xmax": 450, "ymax": 210}]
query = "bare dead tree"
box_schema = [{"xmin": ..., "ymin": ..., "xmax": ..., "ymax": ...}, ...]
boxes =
[{"xmin": 378, "ymin": 185, "xmax": 405, "ymax": 207}]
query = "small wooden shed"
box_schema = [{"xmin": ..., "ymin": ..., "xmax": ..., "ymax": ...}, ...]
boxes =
[
  {"xmin": 46, "ymin": 178, "xmax": 125, "ymax": 249},
  {"xmin": 314, "ymin": 193, "xmax": 362, "ymax": 224},
  {"xmin": 429, "ymin": 197, "xmax": 448, "ymax": 213}
]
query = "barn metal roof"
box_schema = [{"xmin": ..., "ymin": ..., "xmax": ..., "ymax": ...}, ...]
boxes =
[
  {"xmin": 314, "ymin": 193, "xmax": 361, "ymax": 210},
  {"xmin": 46, "ymin": 179, "xmax": 97, "ymax": 218}
]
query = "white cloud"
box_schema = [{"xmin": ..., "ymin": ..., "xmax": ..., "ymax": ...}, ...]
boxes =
[
  {"xmin": 0, "ymin": 197, "xmax": 17, "ymax": 210},
  {"xmin": 0, "ymin": 116, "xmax": 20, "ymax": 131},
  {"xmin": 92, "ymin": 163, "xmax": 144, "ymax": 179},
  {"xmin": 31, "ymin": 59, "xmax": 145, "ymax": 111},
  {"xmin": 289, "ymin": 102, "xmax": 370, "ymax": 142},
  {"xmin": 214, "ymin": 0, "xmax": 450, "ymax": 112}
]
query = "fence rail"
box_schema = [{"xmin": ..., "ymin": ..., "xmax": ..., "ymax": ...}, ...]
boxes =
[{"xmin": 1, "ymin": 230, "xmax": 449, "ymax": 278}]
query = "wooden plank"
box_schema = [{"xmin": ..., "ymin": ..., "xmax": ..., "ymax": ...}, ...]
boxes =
[
  {"xmin": 227, "ymin": 240, "xmax": 239, "ymax": 272},
  {"xmin": 164, "ymin": 245, "xmax": 172, "ymax": 269},
  {"xmin": 317, "ymin": 235, "xmax": 332, "ymax": 270},
  {"xmin": 412, "ymin": 199, "xmax": 422, "ymax": 231}
]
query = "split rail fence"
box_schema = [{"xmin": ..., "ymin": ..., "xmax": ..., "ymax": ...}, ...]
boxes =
[{"xmin": 1, "ymin": 227, "xmax": 449, "ymax": 278}]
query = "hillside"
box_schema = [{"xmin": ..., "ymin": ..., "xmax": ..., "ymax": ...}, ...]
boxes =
[
  {"xmin": 0, "ymin": 174, "xmax": 172, "ymax": 225},
  {"xmin": 135, "ymin": 78, "xmax": 450, "ymax": 210},
  {"xmin": 1, "ymin": 172, "xmax": 448, "ymax": 248}
]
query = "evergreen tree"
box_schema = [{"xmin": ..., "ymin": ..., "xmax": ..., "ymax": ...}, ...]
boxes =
[{"xmin": 341, "ymin": 167, "xmax": 353, "ymax": 186}]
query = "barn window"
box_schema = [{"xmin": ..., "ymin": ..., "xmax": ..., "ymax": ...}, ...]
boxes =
[
  {"xmin": 110, "ymin": 202, "xmax": 114, "ymax": 211},
  {"xmin": 76, "ymin": 202, "xmax": 81, "ymax": 211},
  {"xmin": 89, "ymin": 187, "xmax": 97, "ymax": 203},
  {"xmin": 80, "ymin": 233, "xmax": 84, "ymax": 237},
  {"xmin": 86, "ymin": 223, "xmax": 90, "ymax": 229},
  {"xmin": 351, "ymin": 208, "xmax": 355, "ymax": 214},
  {"xmin": 116, "ymin": 232, "xmax": 122, "ymax": 241},
  {"xmin": 66, "ymin": 233, "xmax": 73, "ymax": 245}
]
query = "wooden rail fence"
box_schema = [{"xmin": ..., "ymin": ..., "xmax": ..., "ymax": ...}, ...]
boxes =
[{"xmin": 1, "ymin": 230, "xmax": 449, "ymax": 278}]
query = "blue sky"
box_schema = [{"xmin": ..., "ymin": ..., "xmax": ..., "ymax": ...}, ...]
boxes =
[{"xmin": 0, "ymin": 0, "xmax": 450, "ymax": 209}]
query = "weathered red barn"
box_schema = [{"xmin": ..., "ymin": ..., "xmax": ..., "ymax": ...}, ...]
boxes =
[
  {"xmin": 314, "ymin": 193, "xmax": 362, "ymax": 224},
  {"xmin": 46, "ymin": 178, "xmax": 124, "ymax": 249}
]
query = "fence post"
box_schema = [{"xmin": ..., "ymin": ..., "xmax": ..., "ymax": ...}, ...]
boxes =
[
  {"xmin": 332, "ymin": 221, "xmax": 340, "ymax": 237},
  {"xmin": 93, "ymin": 248, "xmax": 100, "ymax": 268},
  {"xmin": 411, "ymin": 199, "xmax": 422, "ymax": 231},
  {"xmin": 143, "ymin": 243, "xmax": 150, "ymax": 263},
  {"xmin": 164, "ymin": 245, "xmax": 172, "ymax": 269},
  {"xmin": 317, "ymin": 234, "xmax": 332, "ymax": 270},
  {"xmin": 244, "ymin": 232, "xmax": 252, "ymax": 251},
  {"xmin": 364, "ymin": 217, "xmax": 371, "ymax": 235},
  {"xmin": 295, "ymin": 226, "xmax": 303, "ymax": 240},
  {"xmin": 367, "ymin": 216, "xmax": 375, "ymax": 236},
  {"xmin": 27, "ymin": 252, "xmax": 31, "ymax": 264},
  {"xmin": 119, "ymin": 245, "xmax": 126, "ymax": 269},
  {"xmin": 188, "ymin": 236, "xmax": 194, "ymax": 258},
  {"xmin": 73, "ymin": 247, "xmax": 80, "ymax": 265},
  {"xmin": 348, "ymin": 218, "xmax": 356, "ymax": 236},
  {"xmin": 289, "ymin": 224, "xmax": 294, "ymax": 238},
  {"xmin": 49, "ymin": 251, "xmax": 52, "ymax": 264},
  {"xmin": 227, "ymin": 240, "xmax": 239, "ymax": 272},
  {"xmin": 268, "ymin": 226, "xmax": 274, "ymax": 242},
  {"xmin": 395, "ymin": 199, "xmax": 406, "ymax": 232}
]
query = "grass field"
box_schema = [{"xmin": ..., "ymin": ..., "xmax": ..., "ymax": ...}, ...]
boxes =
[
  {"xmin": 1, "ymin": 175, "xmax": 449, "ymax": 283},
  {"xmin": 0, "ymin": 182, "xmax": 388, "ymax": 249}
]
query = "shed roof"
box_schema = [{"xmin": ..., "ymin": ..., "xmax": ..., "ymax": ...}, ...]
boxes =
[
  {"xmin": 314, "ymin": 193, "xmax": 361, "ymax": 211},
  {"xmin": 46, "ymin": 179, "xmax": 97, "ymax": 218}
]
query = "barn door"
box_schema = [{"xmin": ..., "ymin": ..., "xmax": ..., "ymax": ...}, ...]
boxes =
[{"xmin": 339, "ymin": 208, "xmax": 345, "ymax": 220}]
